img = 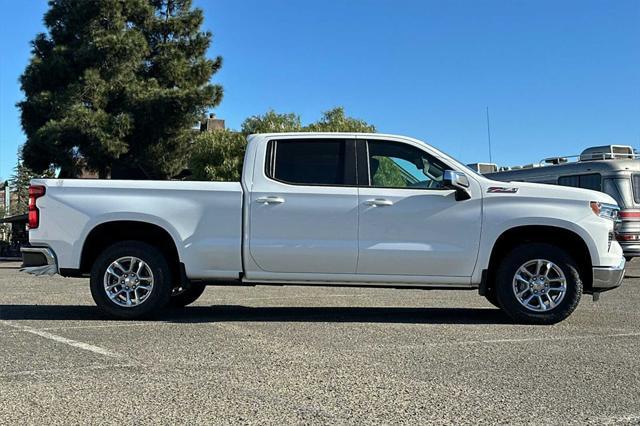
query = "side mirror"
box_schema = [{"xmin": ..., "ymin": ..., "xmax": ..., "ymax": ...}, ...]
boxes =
[{"xmin": 443, "ymin": 170, "xmax": 471, "ymax": 201}]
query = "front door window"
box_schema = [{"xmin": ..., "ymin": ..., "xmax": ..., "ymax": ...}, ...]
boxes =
[{"xmin": 367, "ymin": 140, "xmax": 448, "ymax": 189}]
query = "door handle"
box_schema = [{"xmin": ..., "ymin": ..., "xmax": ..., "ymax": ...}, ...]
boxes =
[
  {"xmin": 365, "ymin": 198, "xmax": 394, "ymax": 207},
  {"xmin": 256, "ymin": 196, "xmax": 285, "ymax": 205}
]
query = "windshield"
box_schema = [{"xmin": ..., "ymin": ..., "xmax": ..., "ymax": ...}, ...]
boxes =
[
  {"xmin": 603, "ymin": 178, "xmax": 633, "ymax": 208},
  {"xmin": 413, "ymin": 138, "xmax": 483, "ymax": 178}
]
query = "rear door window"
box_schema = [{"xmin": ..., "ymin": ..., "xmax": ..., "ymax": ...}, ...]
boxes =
[{"xmin": 266, "ymin": 139, "xmax": 355, "ymax": 186}]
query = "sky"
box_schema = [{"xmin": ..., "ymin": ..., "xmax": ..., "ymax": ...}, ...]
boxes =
[{"xmin": 1, "ymin": 0, "xmax": 639, "ymax": 181}]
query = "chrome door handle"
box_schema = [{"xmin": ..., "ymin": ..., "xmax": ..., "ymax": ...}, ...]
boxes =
[
  {"xmin": 365, "ymin": 198, "xmax": 394, "ymax": 207},
  {"xmin": 256, "ymin": 196, "xmax": 285, "ymax": 204}
]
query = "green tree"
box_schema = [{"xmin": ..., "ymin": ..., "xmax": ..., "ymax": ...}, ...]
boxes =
[
  {"xmin": 241, "ymin": 110, "xmax": 302, "ymax": 135},
  {"xmin": 9, "ymin": 151, "xmax": 55, "ymax": 215},
  {"xmin": 305, "ymin": 107, "xmax": 375, "ymax": 133},
  {"xmin": 189, "ymin": 107, "xmax": 376, "ymax": 181},
  {"xmin": 19, "ymin": 0, "xmax": 222, "ymax": 179},
  {"xmin": 371, "ymin": 157, "xmax": 407, "ymax": 188},
  {"xmin": 189, "ymin": 130, "xmax": 247, "ymax": 181}
]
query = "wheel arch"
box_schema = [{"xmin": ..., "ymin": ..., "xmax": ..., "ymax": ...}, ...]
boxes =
[
  {"xmin": 79, "ymin": 220, "xmax": 181, "ymax": 282},
  {"xmin": 485, "ymin": 225, "xmax": 593, "ymax": 294}
]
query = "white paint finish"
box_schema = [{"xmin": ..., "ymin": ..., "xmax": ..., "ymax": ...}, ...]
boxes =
[
  {"xmin": 29, "ymin": 179, "xmax": 243, "ymax": 279},
  {"xmin": 472, "ymin": 179, "xmax": 623, "ymax": 284},
  {"xmin": 247, "ymin": 184, "xmax": 358, "ymax": 274},
  {"xmin": 242, "ymin": 272, "xmax": 471, "ymax": 286},
  {"xmin": 248, "ymin": 185, "xmax": 358, "ymax": 277},
  {"xmin": 357, "ymin": 186, "xmax": 482, "ymax": 278},
  {"xmin": 0, "ymin": 320, "xmax": 122, "ymax": 358},
  {"xmin": 28, "ymin": 132, "xmax": 624, "ymax": 289}
]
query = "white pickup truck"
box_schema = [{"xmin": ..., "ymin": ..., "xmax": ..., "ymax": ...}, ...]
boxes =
[{"xmin": 22, "ymin": 133, "xmax": 625, "ymax": 324}]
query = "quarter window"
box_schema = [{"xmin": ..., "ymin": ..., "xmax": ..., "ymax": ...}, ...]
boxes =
[
  {"xmin": 365, "ymin": 140, "xmax": 449, "ymax": 189},
  {"xmin": 558, "ymin": 173, "xmax": 602, "ymax": 191},
  {"xmin": 267, "ymin": 139, "xmax": 354, "ymax": 186}
]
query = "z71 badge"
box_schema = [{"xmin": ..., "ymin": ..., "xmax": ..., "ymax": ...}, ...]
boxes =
[{"xmin": 487, "ymin": 187, "xmax": 519, "ymax": 193}]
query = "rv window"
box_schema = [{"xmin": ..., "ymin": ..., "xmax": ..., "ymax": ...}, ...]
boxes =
[
  {"xmin": 632, "ymin": 175, "xmax": 640, "ymax": 204},
  {"xmin": 558, "ymin": 173, "xmax": 602, "ymax": 191},
  {"xmin": 605, "ymin": 178, "xmax": 633, "ymax": 208}
]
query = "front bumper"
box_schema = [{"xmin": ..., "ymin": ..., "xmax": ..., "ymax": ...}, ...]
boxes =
[
  {"xmin": 20, "ymin": 247, "xmax": 58, "ymax": 276},
  {"xmin": 592, "ymin": 257, "xmax": 625, "ymax": 292}
]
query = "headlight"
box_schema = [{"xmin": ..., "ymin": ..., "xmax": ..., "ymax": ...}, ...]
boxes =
[{"xmin": 590, "ymin": 201, "xmax": 619, "ymax": 220}]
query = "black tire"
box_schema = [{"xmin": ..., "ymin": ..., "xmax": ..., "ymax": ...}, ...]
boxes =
[
  {"xmin": 495, "ymin": 243, "xmax": 583, "ymax": 325},
  {"xmin": 169, "ymin": 283, "xmax": 206, "ymax": 307},
  {"xmin": 90, "ymin": 241, "xmax": 172, "ymax": 320},
  {"xmin": 485, "ymin": 290, "xmax": 501, "ymax": 308}
]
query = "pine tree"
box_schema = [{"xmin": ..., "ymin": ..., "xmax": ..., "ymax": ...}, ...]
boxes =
[
  {"xmin": 19, "ymin": 0, "xmax": 222, "ymax": 179},
  {"xmin": 9, "ymin": 151, "xmax": 55, "ymax": 215}
]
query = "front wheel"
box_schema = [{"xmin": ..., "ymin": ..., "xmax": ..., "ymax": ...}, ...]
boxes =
[
  {"xmin": 485, "ymin": 290, "xmax": 500, "ymax": 308},
  {"xmin": 495, "ymin": 243, "xmax": 583, "ymax": 325},
  {"xmin": 90, "ymin": 241, "xmax": 172, "ymax": 319}
]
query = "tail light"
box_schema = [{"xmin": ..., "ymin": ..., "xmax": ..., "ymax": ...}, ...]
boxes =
[{"xmin": 28, "ymin": 185, "xmax": 46, "ymax": 229}]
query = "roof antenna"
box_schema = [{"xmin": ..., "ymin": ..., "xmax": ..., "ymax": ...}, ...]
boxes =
[{"xmin": 486, "ymin": 106, "xmax": 493, "ymax": 163}]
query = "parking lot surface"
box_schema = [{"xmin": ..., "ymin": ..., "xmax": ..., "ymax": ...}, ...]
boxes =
[{"xmin": 1, "ymin": 261, "xmax": 640, "ymax": 425}]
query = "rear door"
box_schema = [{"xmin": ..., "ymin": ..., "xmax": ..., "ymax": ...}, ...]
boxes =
[
  {"xmin": 356, "ymin": 138, "xmax": 482, "ymax": 279},
  {"xmin": 248, "ymin": 138, "xmax": 359, "ymax": 274}
]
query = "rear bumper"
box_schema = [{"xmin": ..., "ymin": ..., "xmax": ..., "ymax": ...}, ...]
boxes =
[
  {"xmin": 20, "ymin": 247, "xmax": 58, "ymax": 276},
  {"xmin": 592, "ymin": 257, "xmax": 625, "ymax": 292}
]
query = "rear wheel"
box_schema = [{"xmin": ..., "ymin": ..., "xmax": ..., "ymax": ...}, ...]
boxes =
[
  {"xmin": 169, "ymin": 283, "xmax": 206, "ymax": 307},
  {"xmin": 90, "ymin": 241, "xmax": 172, "ymax": 319},
  {"xmin": 495, "ymin": 243, "xmax": 582, "ymax": 324}
]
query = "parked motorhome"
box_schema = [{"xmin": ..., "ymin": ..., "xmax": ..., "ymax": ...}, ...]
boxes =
[{"xmin": 484, "ymin": 145, "xmax": 640, "ymax": 259}]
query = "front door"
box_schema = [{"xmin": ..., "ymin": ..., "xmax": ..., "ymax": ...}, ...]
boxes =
[
  {"xmin": 248, "ymin": 138, "xmax": 359, "ymax": 274},
  {"xmin": 357, "ymin": 139, "xmax": 482, "ymax": 279}
]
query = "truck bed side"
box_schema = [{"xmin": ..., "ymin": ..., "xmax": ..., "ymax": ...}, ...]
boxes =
[{"xmin": 29, "ymin": 179, "xmax": 243, "ymax": 280}]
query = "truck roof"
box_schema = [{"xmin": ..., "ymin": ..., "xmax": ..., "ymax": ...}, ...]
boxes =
[{"xmin": 247, "ymin": 132, "xmax": 413, "ymax": 140}]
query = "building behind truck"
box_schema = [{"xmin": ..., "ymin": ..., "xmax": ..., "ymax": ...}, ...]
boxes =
[{"xmin": 476, "ymin": 145, "xmax": 640, "ymax": 259}]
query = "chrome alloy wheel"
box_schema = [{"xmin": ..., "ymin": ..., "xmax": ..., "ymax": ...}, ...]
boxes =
[
  {"xmin": 512, "ymin": 259, "xmax": 567, "ymax": 312},
  {"xmin": 103, "ymin": 256, "xmax": 154, "ymax": 307}
]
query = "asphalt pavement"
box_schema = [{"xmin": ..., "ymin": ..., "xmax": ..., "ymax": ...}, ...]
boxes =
[{"xmin": 1, "ymin": 260, "xmax": 640, "ymax": 424}]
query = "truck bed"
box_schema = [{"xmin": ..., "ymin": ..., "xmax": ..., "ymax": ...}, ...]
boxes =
[{"xmin": 29, "ymin": 179, "xmax": 244, "ymax": 280}]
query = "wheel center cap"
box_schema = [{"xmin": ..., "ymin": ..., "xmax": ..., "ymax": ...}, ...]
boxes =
[
  {"xmin": 531, "ymin": 278, "xmax": 546, "ymax": 291},
  {"xmin": 124, "ymin": 275, "xmax": 137, "ymax": 287}
]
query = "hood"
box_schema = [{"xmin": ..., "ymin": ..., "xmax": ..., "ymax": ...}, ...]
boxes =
[{"xmin": 481, "ymin": 179, "xmax": 618, "ymax": 206}]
